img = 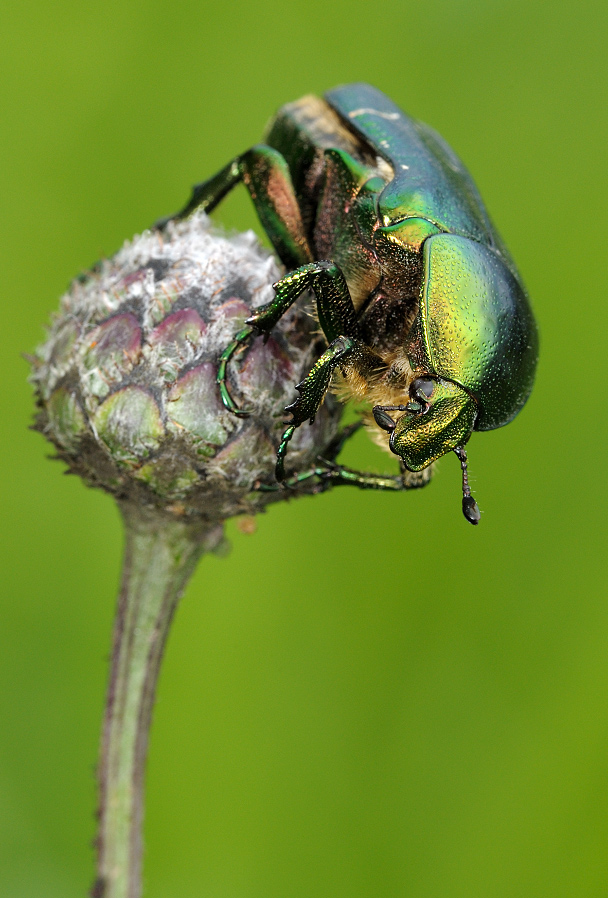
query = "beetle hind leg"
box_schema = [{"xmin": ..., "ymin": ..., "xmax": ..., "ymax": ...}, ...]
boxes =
[
  {"xmin": 157, "ymin": 146, "xmax": 313, "ymax": 270},
  {"xmin": 154, "ymin": 160, "xmax": 241, "ymax": 230}
]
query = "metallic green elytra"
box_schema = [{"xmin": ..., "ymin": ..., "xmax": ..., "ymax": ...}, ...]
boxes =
[{"xmin": 160, "ymin": 83, "xmax": 538, "ymax": 524}]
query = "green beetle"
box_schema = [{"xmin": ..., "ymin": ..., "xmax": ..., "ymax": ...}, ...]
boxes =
[{"xmin": 161, "ymin": 83, "xmax": 538, "ymax": 524}]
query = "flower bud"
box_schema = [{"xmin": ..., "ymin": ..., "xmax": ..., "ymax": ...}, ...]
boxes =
[{"xmin": 31, "ymin": 213, "xmax": 342, "ymax": 521}]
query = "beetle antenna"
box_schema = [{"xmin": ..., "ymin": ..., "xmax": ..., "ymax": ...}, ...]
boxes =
[
  {"xmin": 454, "ymin": 446, "xmax": 481, "ymax": 525},
  {"xmin": 372, "ymin": 405, "xmax": 408, "ymax": 433}
]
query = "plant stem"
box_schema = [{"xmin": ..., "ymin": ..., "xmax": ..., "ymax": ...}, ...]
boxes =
[{"xmin": 92, "ymin": 502, "xmax": 222, "ymax": 898}]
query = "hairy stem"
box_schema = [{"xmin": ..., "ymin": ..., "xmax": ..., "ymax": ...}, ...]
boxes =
[{"xmin": 92, "ymin": 503, "xmax": 222, "ymax": 898}]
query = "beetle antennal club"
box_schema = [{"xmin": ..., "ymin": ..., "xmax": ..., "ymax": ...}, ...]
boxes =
[{"xmin": 454, "ymin": 446, "xmax": 481, "ymax": 525}]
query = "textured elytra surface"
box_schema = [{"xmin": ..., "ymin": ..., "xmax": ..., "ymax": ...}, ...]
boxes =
[{"xmin": 31, "ymin": 213, "xmax": 342, "ymax": 521}]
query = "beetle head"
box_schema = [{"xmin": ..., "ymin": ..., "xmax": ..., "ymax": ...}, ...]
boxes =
[
  {"xmin": 373, "ymin": 376, "xmax": 481, "ymax": 523},
  {"xmin": 374, "ymin": 376, "xmax": 477, "ymax": 469}
]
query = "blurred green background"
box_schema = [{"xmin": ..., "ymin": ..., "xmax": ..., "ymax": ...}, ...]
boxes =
[{"xmin": 2, "ymin": 1, "xmax": 607, "ymax": 895}]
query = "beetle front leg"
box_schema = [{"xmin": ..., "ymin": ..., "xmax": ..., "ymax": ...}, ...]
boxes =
[
  {"xmin": 319, "ymin": 421, "xmax": 432, "ymax": 492},
  {"xmin": 318, "ymin": 462, "xmax": 431, "ymax": 491},
  {"xmin": 257, "ymin": 460, "xmax": 430, "ymax": 494},
  {"xmin": 157, "ymin": 145, "xmax": 312, "ymax": 270},
  {"xmin": 276, "ymin": 335, "xmax": 384, "ymax": 481}
]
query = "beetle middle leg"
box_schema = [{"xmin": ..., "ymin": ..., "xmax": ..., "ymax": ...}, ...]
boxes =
[
  {"xmin": 276, "ymin": 335, "xmax": 384, "ymax": 481},
  {"xmin": 248, "ymin": 259, "xmax": 360, "ymax": 340},
  {"xmin": 218, "ymin": 259, "xmax": 362, "ymax": 417}
]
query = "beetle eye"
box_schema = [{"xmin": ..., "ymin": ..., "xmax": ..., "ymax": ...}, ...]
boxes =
[{"xmin": 411, "ymin": 377, "xmax": 435, "ymax": 403}]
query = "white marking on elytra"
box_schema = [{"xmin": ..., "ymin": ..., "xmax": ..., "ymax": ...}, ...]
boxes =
[
  {"xmin": 401, "ymin": 164, "xmax": 410, "ymax": 170},
  {"xmin": 348, "ymin": 108, "xmax": 400, "ymax": 121}
]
